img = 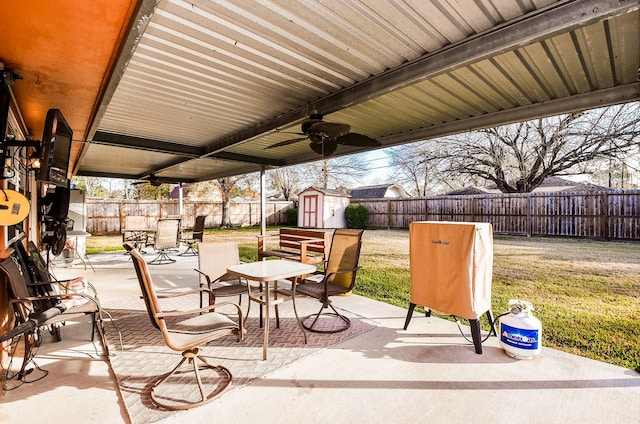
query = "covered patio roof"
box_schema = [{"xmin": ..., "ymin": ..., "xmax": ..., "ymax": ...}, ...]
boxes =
[{"xmin": 2, "ymin": 0, "xmax": 639, "ymax": 185}]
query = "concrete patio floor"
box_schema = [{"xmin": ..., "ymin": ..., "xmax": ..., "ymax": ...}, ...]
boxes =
[{"xmin": 2, "ymin": 249, "xmax": 639, "ymax": 424}]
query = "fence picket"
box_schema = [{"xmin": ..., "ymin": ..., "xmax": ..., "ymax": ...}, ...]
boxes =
[
  {"xmin": 353, "ymin": 190, "xmax": 640, "ymax": 240},
  {"xmin": 85, "ymin": 200, "xmax": 293, "ymax": 234}
]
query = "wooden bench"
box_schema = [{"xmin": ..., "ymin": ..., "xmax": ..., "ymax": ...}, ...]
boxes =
[{"xmin": 258, "ymin": 228, "xmax": 334, "ymax": 265}]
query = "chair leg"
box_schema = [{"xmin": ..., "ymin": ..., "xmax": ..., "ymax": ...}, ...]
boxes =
[
  {"xmin": 179, "ymin": 243, "xmax": 198, "ymax": 256},
  {"xmin": 242, "ymin": 282, "xmax": 264, "ymax": 327},
  {"xmin": 95, "ymin": 313, "xmax": 110, "ymax": 359},
  {"xmin": 148, "ymin": 250, "xmax": 176, "ymax": 265},
  {"xmin": 301, "ymin": 301, "xmax": 351, "ymax": 333},
  {"xmin": 150, "ymin": 348, "xmax": 232, "ymax": 411},
  {"xmin": 90, "ymin": 312, "xmax": 96, "ymax": 342}
]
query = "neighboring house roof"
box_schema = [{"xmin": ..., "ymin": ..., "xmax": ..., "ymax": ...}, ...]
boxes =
[
  {"xmin": 443, "ymin": 177, "xmax": 614, "ymax": 195},
  {"xmin": 442, "ymin": 186, "xmax": 493, "ymax": 196},
  {"xmin": 350, "ymin": 184, "xmax": 410, "ymax": 199},
  {"xmin": 169, "ymin": 184, "xmax": 190, "ymax": 199},
  {"xmin": 299, "ymin": 187, "xmax": 351, "ymax": 197}
]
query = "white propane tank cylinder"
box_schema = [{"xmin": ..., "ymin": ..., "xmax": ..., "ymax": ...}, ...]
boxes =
[{"xmin": 498, "ymin": 300, "xmax": 542, "ymax": 359}]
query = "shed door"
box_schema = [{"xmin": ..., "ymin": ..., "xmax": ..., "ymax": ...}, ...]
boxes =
[{"xmin": 302, "ymin": 195, "xmax": 319, "ymax": 228}]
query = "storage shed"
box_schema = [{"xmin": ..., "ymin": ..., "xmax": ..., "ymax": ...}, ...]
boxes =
[{"xmin": 298, "ymin": 187, "xmax": 350, "ymax": 229}]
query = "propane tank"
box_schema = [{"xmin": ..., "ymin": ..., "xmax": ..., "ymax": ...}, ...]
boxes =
[{"xmin": 498, "ymin": 300, "xmax": 542, "ymax": 359}]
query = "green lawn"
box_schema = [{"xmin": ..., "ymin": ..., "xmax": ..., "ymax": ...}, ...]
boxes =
[{"xmin": 88, "ymin": 227, "xmax": 640, "ymax": 370}]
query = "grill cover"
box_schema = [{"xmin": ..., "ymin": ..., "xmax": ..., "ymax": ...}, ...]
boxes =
[{"xmin": 409, "ymin": 221, "xmax": 493, "ymax": 319}]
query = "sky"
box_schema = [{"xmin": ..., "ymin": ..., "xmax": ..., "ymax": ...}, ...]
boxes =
[{"xmin": 352, "ymin": 148, "xmax": 394, "ymax": 187}]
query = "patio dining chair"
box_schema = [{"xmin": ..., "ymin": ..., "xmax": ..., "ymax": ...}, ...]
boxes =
[
  {"xmin": 296, "ymin": 229, "xmax": 364, "ymax": 333},
  {"xmin": 180, "ymin": 215, "xmax": 206, "ymax": 256},
  {"xmin": 194, "ymin": 241, "xmax": 263, "ymax": 321},
  {"xmin": 122, "ymin": 215, "xmax": 150, "ymax": 252},
  {"xmin": 124, "ymin": 243, "xmax": 244, "ymax": 410},
  {"xmin": 148, "ymin": 218, "xmax": 180, "ymax": 264}
]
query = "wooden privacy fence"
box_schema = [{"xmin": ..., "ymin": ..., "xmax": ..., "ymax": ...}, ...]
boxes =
[
  {"xmin": 86, "ymin": 199, "xmax": 294, "ymax": 235},
  {"xmin": 353, "ymin": 190, "xmax": 640, "ymax": 240}
]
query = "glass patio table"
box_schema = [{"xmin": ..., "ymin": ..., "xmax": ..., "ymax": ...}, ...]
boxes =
[{"xmin": 227, "ymin": 260, "xmax": 317, "ymax": 360}]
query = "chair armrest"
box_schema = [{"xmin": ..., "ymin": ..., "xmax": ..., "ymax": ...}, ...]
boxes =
[
  {"xmin": 10, "ymin": 292, "xmax": 101, "ymax": 309},
  {"xmin": 193, "ymin": 268, "xmax": 211, "ymax": 282},
  {"xmin": 50, "ymin": 279, "xmax": 99, "ymax": 298},
  {"xmin": 257, "ymin": 234, "xmax": 279, "ymax": 250},
  {"xmin": 152, "ymin": 287, "xmax": 206, "ymax": 299},
  {"xmin": 324, "ymin": 266, "xmax": 362, "ymax": 280}
]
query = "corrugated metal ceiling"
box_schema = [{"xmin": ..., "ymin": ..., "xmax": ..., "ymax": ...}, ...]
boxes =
[{"xmin": 78, "ymin": 0, "xmax": 639, "ymax": 184}]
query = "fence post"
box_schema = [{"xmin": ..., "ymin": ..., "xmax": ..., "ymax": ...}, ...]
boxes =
[
  {"xmin": 119, "ymin": 202, "xmax": 125, "ymax": 232},
  {"xmin": 424, "ymin": 197, "xmax": 428, "ymax": 221},
  {"xmin": 471, "ymin": 196, "xmax": 476, "ymax": 222},
  {"xmin": 527, "ymin": 193, "xmax": 532, "ymax": 237},
  {"xmin": 601, "ymin": 193, "xmax": 609, "ymax": 240}
]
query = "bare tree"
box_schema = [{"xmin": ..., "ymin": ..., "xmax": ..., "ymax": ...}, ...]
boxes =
[
  {"xmin": 425, "ymin": 103, "xmax": 639, "ymax": 193},
  {"xmin": 387, "ymin": 144, "xmax": 449, "ymax": 196},
  {"xmin": 268, "ymin": 166, "xmax": 304, "ymax": 200},
  {"xmin": 300, "ymin": 155, "xmax": 368, "ymax": 189}
]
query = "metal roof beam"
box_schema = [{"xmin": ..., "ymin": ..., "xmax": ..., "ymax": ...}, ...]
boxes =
[
  {"xmin": 92, "ymin": 131, "xmax": 203, "ymax": 157},
  {"xmin": 74, "ymin": 170, "xmax": 194, "ymax": 184},
  {"xmin": 209, "ymin": 152, "xmax": 283, "ymax": 167},
  {"xmin": 203, "ymin": 0, "xmax": 638, "ymax": 154},
  {"xmin": 378, "ymin": 84, "xmax": 640, "ymax": 147}
]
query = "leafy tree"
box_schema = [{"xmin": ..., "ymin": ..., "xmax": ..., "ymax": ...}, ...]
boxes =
[
  {"xmin": 72, "ymin": 176, "xmax": 109, "ymax": 197},
  {"xmin": 133, "ymin": 183, "xmax": 172, "ymax": 200},
  {"xmin": 187, "ymin": 181, "xmax": 220, "ymax": 200}
]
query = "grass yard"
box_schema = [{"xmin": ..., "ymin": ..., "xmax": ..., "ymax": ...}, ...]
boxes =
[{"xmin": 88, "ymin": 227, "xmax": 640, "ymax": 370}]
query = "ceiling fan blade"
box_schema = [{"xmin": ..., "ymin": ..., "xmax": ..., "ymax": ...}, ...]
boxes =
[
  {"xmin": 309, "ymin": 139, "xmax": 337, "ymax": 156},
  {"xmin": 308, "ymin": 121, "xmax": 350, "ymax": 138},
  {"xmin": 337, "ymin": 132, "xmax": 380, "ymax": 147},
  {"xmin": 132, "ymin": 180, "xmax": 162, "ymax": 186},
  {"xmin": 265, "ymin": 137, "xmax": 308, "ymax": 149}
]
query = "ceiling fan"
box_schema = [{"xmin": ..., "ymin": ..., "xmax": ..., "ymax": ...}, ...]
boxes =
[
  {"xmin": 266, "ymin": 113, "xmax": 380, "ymax": 156},
  {"xmin": 131, "ymin": 174, "xmax": 167, "ymax": 187}
]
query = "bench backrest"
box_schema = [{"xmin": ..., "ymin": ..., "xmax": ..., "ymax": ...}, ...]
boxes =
[{"xmin": 279, "ymin": 228, "xmax": 334, "ymax": 257}]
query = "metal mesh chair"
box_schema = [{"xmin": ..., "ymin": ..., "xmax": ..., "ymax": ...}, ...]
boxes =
[
  {"xmin": 194, "ymin": 241, "xmax": 263, "ymax": 321},
  {"xmin": 122, "ymin": 215, "xmax": 151, "ymax": 252},
  {"xmin": 124, "ymin": 243, "xmax": 244, "ymax": 410},
  {"xmin": 296, "ymin": 229, "xmax": 364, "ymax": 333},
  {"xmin": 180, "ymin": 215, "xmax": 206, "ymax": 256},
  {"xmin": 148, "ymin": 218, "xmax": 180, "ymax": 264}
]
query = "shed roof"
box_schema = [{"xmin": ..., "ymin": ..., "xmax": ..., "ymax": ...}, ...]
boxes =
[{"xmin": 300, "ymin": 187, "xmax": 350, "ymax": 197}]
